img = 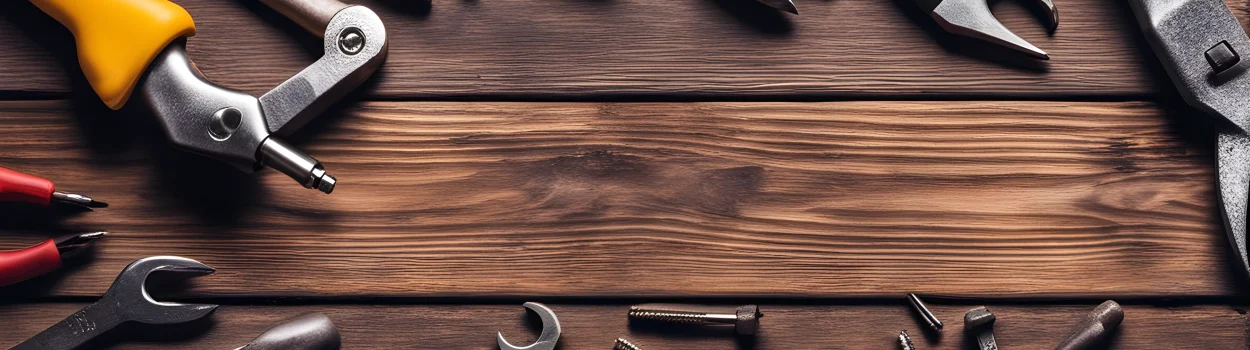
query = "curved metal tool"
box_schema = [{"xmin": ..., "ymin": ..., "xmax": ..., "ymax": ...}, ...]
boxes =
[
  {"xmin": 236, "ymin": 313, "xmax": 341, "ymax": 350},
  {"xmin": 1130, "ymin": 0, "xmax": 1250, "ymax": 279},
  {"xmin": 497, "ymin": 302, "xmax": 561, "ymax": 350},
  {"xmin": 916, "ymin": 0, "xmax": 1057, "ymax": 59},
  {"xmin": 11, "ymin": 256, "xmax": 218, "ymax": 350}
]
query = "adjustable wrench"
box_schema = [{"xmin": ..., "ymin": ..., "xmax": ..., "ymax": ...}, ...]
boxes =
[{"xmin": 10, "ymin": 256, "xmax": 218, "ymax": 350}]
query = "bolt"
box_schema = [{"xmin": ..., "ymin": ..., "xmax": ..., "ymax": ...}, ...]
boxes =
[
  {"xmin": 1206, "ymin": 40, "xmax": 1240, "ymax": 73},
  {"xmin": 964, "ymin": 307, "xmax": 998, "ymax": 350},
  {"xmin": 627, "ymin": 304, "xmax": 761, "ymax": 335},
  {"xmin": 1055, "ymin": 300, "xmax": 1123, "ymax": 350},
  {"xmin": 208, "ymin": 107, "xmax": 242, "ymax": 141},
  {"xmin": 907, "ymin": 293, "xmax": 943, "ymax": 332},
  {"xmin": 338, "ymin": 27, "xmax": 365, "ymax": 55},
  {"xmin": 899, "ymin": 330, "xmax": 916, "ymax": 350},
  {"xmin": 614, "ymin": 338, "xmax": 642, "ymax": 350}
]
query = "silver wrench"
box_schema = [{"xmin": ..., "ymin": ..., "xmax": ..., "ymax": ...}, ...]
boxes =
[
  {"xmin": 10, "ymin": 256, "xmax": 218, "ymax": 350},
  {"xmin": 497, "ymin": 302, "xmax": 561, "ymax": 350}
]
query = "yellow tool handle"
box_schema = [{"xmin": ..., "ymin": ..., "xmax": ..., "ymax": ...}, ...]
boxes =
[{"xmin": 30, "ymin": 0, "xmax": 196, "ymax": 110}]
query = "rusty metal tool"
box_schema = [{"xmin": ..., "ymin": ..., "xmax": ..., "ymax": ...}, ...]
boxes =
[
  {"xmin": 26, "ymin": 0, "xmax": 389, "ymax": 194},
  {"xmin": 964, "ymin": 307, "xmax": 999, "ymax": 350},
  {"xmin": 10, "ymin": 256, "xmax": 217, "ymax": 350},
  {"xmin": 1129, "ymin": 0, "xmax": 1250, "ymax": 279},
  {"xmin": 915, "ymin": 0, "xmax": 1057, "ymax": 59}
]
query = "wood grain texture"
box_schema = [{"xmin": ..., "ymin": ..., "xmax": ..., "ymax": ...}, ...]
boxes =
[
  {"xmin": 0, "ymin": 303, "xmax": 1242, "ymax": 349},
  {"xmin": 0, "ymin": 100, "xmax": 1233, "ymax": 298},
  {"xmin": 0, "ymin": 0, "xmax": 1245, "ymax": 98}
]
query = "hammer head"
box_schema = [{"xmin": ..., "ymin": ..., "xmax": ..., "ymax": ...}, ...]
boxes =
[{"xmin": 963, "ymin": 306, "xmax": 996, "ymax": 329}]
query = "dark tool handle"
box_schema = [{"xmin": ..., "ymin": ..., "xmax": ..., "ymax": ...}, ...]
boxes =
[
  {"xmin": 259, "ymin": 0, "xmax": 351, "ymax": 38},
  {"xmin": 11, "ymin": 302, "xmax": 122, "ymax": 350}
]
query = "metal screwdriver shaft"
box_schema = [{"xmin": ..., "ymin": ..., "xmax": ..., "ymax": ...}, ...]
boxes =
[
  {"xmin": 51, "ymin": 191, "xmax": 108, "ymax": 209},
  {"xmin": 628, "ymin": 304, "xmax": 761, "ymax": 335},
  {"xmin": 907, "ymin": 293, "xmax": 943, "ymax": 331}
]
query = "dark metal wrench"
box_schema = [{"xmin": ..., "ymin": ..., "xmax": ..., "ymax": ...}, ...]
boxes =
[{"xmin": 10, "ymin": 256, "xmax": 218, "ymax": 350}]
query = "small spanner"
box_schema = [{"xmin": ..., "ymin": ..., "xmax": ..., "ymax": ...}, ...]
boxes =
[
  {"xmin": 10, "ymin": 256, "xmax": 218, "ymax": 350},
  {"xmin": 497, "ymin": 302, "xmax": 561, "ymax": 350}
]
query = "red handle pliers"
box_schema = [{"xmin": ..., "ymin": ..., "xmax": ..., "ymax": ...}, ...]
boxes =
[
  {"xmin": 0, "ymin": 166, "xmax": 107, "ymax": 209},
  {"xmin": 0, "ymin": 232, "xmax": 107, "ymax": 286}
]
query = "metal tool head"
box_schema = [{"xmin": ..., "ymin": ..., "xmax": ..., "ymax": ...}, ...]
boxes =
[
  {"xmin": 101, "ymin": 256, "xmax": 218, "ymax": 325},
  {"xmin": 917, "ymin": 0, "xmax": 1054, "ymax": 59},
  {"xmin": 756, "ymin": 0, "xmax": 799, "ymax": 14},
  {"xmin": 236, "ymin": 313, "xmax": 341, "ymax": 350},
  {"xmin": 497, "ymin": 302, "xmax": 561, "ymax": 350},
  {"xmin": 963, "ymin": 307, "xmax": 995, "ymax": 329},
  {"xmin": 1129, "ymin": 0, "xmax": 1250, "ymax": 279}
]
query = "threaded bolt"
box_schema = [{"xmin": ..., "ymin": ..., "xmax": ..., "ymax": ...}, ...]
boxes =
[
  {"xmin": 614, "ymin": 338, "xmax": 642, "ymax": 350},
  {"xmin": 627, "ymin": 304, "xmax": 761, "ymax": 335}
]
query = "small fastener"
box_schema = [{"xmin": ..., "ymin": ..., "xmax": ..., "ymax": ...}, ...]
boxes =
[{"xmin": 1207, "ymin": 41, "xmax": 1240, "ymax": 73}]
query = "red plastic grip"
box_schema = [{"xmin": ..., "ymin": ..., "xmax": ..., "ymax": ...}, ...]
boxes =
[
  {"xmin": 0, "ymin": 239, "xmax": 62, "ymax": 287},
  {"xmin": 0, "ymin": 167, "xmax": 55, "ymax": 206}
]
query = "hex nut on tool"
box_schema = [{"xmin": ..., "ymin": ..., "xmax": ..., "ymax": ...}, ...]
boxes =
[
  {"xmin": 628, "ymin": 304, "xmax": 762, "ymax": 336},
  {"xmin": 964, "ymin": 307, "xmax": 999, "ymax": 350},
  {"xmin": 1054, "ymin": 300, "xmax": 1123, "ymax": 350}
]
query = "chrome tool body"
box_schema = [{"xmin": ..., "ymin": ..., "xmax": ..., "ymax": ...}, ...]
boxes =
[
  {"xmin": 10, "ymin": 256, "xmax": 217, "ymax": 350},
  {"xmin": 236, "ymin": 313, "xmax": 341, "ymax": 350},
  {"xmin": 497, "ymin": 302, "xmax": 562, "ymax": 350},
  {"xmin": 916, "ymin": 0, "xmax": 1056, "ymax": 59},
  {"xmin": 28, "ymin": 0, "xmax": 389, "ymax": 194}
]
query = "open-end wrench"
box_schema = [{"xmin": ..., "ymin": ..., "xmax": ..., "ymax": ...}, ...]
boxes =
[
  {"xmin": 497, "ymin": 302, "xmax": 561, "ymax": 350},
  {"xmin": 916, "ymin": 0, "xmax": 1057, "ymax": 59},
  {"xmin": 10, "ymin": 256, "xmax": 218, "ymax": 350}
]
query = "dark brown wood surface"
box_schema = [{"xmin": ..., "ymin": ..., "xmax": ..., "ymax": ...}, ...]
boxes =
[
  {"xmin": 0, "ymin": 303, "xmax": 1243, "ymax": 349},
  {"xmin": 2, "ymin": 0, "xmax": 1248, "ymax": 348},
  {"xmin": 0, "ymin": 100, "xmax": 1234, "ymax": 299},
  {"xmin": 1, "ymin": 0, "xmax": 1247, "ymax": 98}
]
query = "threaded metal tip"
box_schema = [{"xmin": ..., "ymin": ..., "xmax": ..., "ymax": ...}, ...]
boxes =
[
  {"xmin": 628, "ymin": 307, "xmax": 712, "ymax": 325},
  {"xmin": 899, "ymin": 330, "xmax": 916, "ymax": 350},
  {"xmin": 614, "ymin": 338, "xmax": 641, "ymax": 350}
]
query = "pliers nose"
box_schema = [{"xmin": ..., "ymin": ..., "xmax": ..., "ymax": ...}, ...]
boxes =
[{"xmin": 918, "ymin": 0, "xmax": 1057, "ymax": 59}]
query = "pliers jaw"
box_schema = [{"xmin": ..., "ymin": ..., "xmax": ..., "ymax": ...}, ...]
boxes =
[
  {"xmin": 1219, "ymin": 132, "xmax": 1250, "ymax": 278},
  {"xmin": 918, "ymin": 0, "xmax": 1056, "ymax": 60},
  {"xmin": 756, "ymin": 0, "xmax": 799, "ymax": 14}
]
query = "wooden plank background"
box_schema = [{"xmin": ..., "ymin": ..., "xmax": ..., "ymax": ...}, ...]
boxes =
[{"xmin": 2, "ymin": 0, "xmax": 1248, "ymax": 348}]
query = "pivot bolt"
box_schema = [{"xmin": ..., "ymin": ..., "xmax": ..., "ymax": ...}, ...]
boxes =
[
  {"xmin": 338, "ymin": 27, "xmax": 365, "ymax": 55},
  {"xmin": 1207, "ymin": 40, "xmax": 1240, "ymax": 73}
]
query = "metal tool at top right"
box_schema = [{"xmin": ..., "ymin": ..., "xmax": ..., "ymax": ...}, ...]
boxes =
[{"xmin": 1129, "ymin": 0, "xmax": 1250, "ymax": 279}]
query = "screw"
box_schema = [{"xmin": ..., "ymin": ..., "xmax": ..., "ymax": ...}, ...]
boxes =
[
  {"xmin": 614, "ymin": 338, "xmax": 642, "ymax": 350},
  {"xmin": 899, "ymin": 330, "xmax": 916, "ymax": 350},
  {"xmin": 1206, "ymin": 40, "xmax": 1240, "ymax": 73},
  {"xmin": 964, "ymin": 307, "xmax": 998, "ymax": 350},
  {"xmin": 906, "ymin": 293, "xmax": 943, "ymax": 332},
  {"xmin": 1055, "ymin": 300, "xmax": 1123, "ymax": 350},
  {"xmin": 338, "ymin": 27, "xmax": 365, "ymax": 55},
  {"xmin": 627, "ymin": 304, "xmax": 761, "ymax": 335}
]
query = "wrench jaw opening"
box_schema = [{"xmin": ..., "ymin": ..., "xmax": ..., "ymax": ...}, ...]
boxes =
[
  {"xmin": 1218, "ymin": 132, "xmax": 1250, "ymax": 279},
  {"xmin": 108, "ymin": 256, "xmax": 219, "ymax": 325},
  {"xmin": 923, "ymin": 0, "xmax": 1053, "ymax": 60},
  {"xmin": 497, "ymin": 302, "xmax": 562, "ymax": 350}
]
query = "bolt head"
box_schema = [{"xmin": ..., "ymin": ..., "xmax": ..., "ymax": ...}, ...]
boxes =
[
  {"xmin": 734, "ymin": 305, "xmax": 760, "ymax": 335},
  {"xmin": 1207, "ymin": 41, "xmax": 1240, "ymax": 73},
  {"xmin": 964, "ymin": 307, "xmax": 995, "ymax": 329},
  {"xmin": 338, "ymin": 27, "xmax": 365, "ymax": 55}
]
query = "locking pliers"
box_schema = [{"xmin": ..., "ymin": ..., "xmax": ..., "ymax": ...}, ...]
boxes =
[{"xmin": 28, "ymin": 0, "xmax": 388, "ymax": 194}]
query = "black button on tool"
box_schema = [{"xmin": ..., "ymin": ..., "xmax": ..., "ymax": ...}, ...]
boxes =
[{"xmin": 1207, "ymin": 40, "xmax": 1240, "ymax": 73}]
